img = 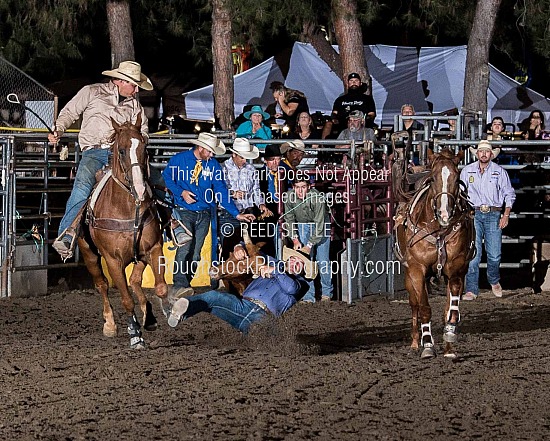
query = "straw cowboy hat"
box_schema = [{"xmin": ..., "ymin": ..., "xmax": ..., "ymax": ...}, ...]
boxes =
[
  {"xmin": 190, "ymin": 132, "xmax": 226, "ymax": 155},
  {"xmin": 282, "ymin": 246, "xmax": 318, "ymax": 280},
  {"xmin": 102, "ymin": 61, "xmax": 153, "ymax": 91},
  {"xmin": 469, "ymin": 140, "xmax": 500, "ymax": 159},
  {"xmin": 281, "ymin": 139, "xmax": 306, "ymax": 152},
  {"xmin": 229, "ymin": 138, "xmax": 259, "ymax": 159},
  {"xmin": 243, "ymin": 105, "xmax": 270, "ymax": 120}
]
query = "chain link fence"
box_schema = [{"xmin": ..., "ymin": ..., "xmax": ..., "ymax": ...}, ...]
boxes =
[{"xmin": 0, "ymin": 57, "xmax": 56, "ymax": 133}]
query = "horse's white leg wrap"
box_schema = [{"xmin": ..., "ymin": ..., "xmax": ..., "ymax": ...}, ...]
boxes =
[
  {"xmin": 446, "ymin": 294, "xmax": 461, "ymax": 323},
  {"xmin": 421, "ymin": 322, "xmax": 434, "ymax": 347}
]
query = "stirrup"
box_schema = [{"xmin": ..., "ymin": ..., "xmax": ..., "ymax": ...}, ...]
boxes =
[
  {"xmin": 52, "ymin": 228, "xmax": 78, "ymax": 262},
  {"xmin": 170, "ymin": 219, "xmax": 193, "ymax": 247}
]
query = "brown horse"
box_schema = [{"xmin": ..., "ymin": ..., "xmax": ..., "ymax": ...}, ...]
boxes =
[
  {"xmin": 394, "ymin": 148, "xmax": 475, "ymax": 358},
  {"xmin": 78, "ymin": 114, "xmax": 169, "ymax": 349}
]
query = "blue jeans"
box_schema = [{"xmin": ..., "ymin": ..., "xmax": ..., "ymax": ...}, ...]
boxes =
[
  {"xmin": 183, "ymin": 290, "xmax": 267, "ymax": 333},
  {"xmin": 173, "ymin": 208, "xmax": 211, "ymax": 289},
  {"xmin": 465, "ymin": 211, "xmax": 502, "ymax": 295},
  {"xmin": 296, "ymin": 221, "xmax": 333, "ymax": 302},
  {"xmin": 58, "ymin": 148, "xmax": 110, "ymax": 236}
]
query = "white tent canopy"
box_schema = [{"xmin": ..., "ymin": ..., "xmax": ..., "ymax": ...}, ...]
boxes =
[
  {"xmin": 183, "ymin": 56, "xmax": 284, "ymax": 121},
  {"xmin": 184, "ymin": 42, "xmax": 550, "ymax": 127}
]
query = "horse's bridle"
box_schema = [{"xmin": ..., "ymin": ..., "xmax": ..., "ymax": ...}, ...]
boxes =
[{"xmin": 112, "ymin": 138, "xmax": 151, "ymax": 263}]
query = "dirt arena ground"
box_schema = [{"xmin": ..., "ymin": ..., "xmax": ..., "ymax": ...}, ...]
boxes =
[{"xmin": 1, "ymin": 283, "xmax": 549, "ymax": 440}]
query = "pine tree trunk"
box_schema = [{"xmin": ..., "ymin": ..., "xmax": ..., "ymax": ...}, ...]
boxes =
[
  {"xmin": 463, "ymin": 0, "xmax": 502, "ymax": 116},
  {"xmin": 303, "ymin": 22, "xmax": 343, "ymax": 79},
  {"xmin": 212, "ymin": 0, "xmax": 234, "ymax": 130},
  {"xmin": 106, "ymin": 0, "xmax": 135, "ymax": 67},
  {"xmin": 332, "ymin": 0, "xmax": 368, "ymax": 91}
]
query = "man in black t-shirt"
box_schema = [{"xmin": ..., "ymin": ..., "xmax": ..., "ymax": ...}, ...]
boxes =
[{"xmin": 322, "ymin": 72, "xmax": 377, "ymax": 138}]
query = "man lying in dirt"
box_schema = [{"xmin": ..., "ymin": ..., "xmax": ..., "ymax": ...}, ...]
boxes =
[{"xmin": 166, "ymin": 246, "xmax": 317, "ymax": 333}]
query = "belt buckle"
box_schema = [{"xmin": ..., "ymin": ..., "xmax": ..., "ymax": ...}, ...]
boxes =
[{"xmin": 480, "ymin": 204, "xmax": 490, "ymax": 213}]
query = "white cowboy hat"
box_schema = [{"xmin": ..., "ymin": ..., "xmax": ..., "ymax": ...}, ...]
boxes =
[
  {"xmin": 281, "ymin": 139, "xmax": 306, "ymax": 153},
  {"xmin": 190, "ymin": 132, "xmax": 226, "ymax": 155},
  {"xmin": 469, "ymin": 140, "xmax": 500, "ymax": 159},
  {"xmin": 282, "ymin": 246, "xmax": 318, "ymax": 280},
  {"xmin": 229, "ymin": 138, "xmax": 259, "ymax": 159},
  {"xmin": 102, "ymin": 61, "xmax": 153, "ymax": 91}
]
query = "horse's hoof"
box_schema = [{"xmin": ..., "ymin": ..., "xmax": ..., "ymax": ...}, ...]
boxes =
[
  {"xmin": 103, "ymin": 324, "xmax": 117, "ymax": 338},
  {"xmin": 444, "ymin": 351, "xmax": 458, "ymax": 359},
  {"xmin": 421, "ymin": 345, "xmax": 436, "ymax": 359},
  {"xmin": 130, "ymin": 336, "xmax": 146, "ymax": 350},
  {"xmin": 443, "ymin": 323, "xmax": 458, "ymax": 343},
  {"xmin": 159, "ymin": 297, "xmax": 173, "ymax": 318}
]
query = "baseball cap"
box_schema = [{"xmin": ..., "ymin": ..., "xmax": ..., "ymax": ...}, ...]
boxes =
[
  {"xmin": 348, "ymin": 72, "xmax": 361, "ymax": 81},
  {"xmin": 348, "ymin": 110, "xmax": 364, "ymax": 120}
]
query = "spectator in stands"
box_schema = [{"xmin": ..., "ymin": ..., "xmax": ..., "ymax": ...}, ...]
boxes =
[
  {"xmin": 520, "ymin": 109, "xmax": 545, "ymax": 140},
  {"xmin": 293, "ymin": 111, "xmax": 321, "ymax": 165},
  {"xmin": 401, "ymin": 104, "xmax": 424, "ymax": 133},
  {"xmin": 235, "ymin": 105, "xmax": 272, "ymax": 150},
  {"xmin": 162, "ymin": 133, "xmax": 255, "ymax": 293},
  {"xmin": 269, "ymin": 81, "xmax": 310, "ymax": 132},
  {"xmin": 400, "ymin": 103, "xmax": 425, "ymax": 165},
  {"xmin": 486, "ymin": 116, "xmax": 506, "ymax": 140},
  {"xmin": 337, "ymin": 111, "xmax": 376, "ymax": 145},
  {"xmin": 166, "ymin": 245, "xmax": 315, "ymax": 333},
  {"xmin": 327, "ymin": 110, "xmax": 377, "ymax": 165},
  {"xmin": 460, "ymin": 140, "xmax": 516, "ymax": 301},
  {"xmin": 49, "ymin": 61, "xmax": 153, "ymax": 260},
  {"xmin": 220, "ymin": 138, "xmax": 271, "ymax": 259},
  {"xmin": 519, "ymin": 110, "xmax": 548, "ymax": 162},
  {"xmin": 486, "ymin": 116, "xmax": 518, "ymax": 167},
  {"xmin": 293, "ymin": 111, "xmax": 322, "ymax": 147},
  {"xmin": 322, "ymin": 72, "xmax": 377, "ymax": 139},
  {"xmin": 283, "ymin": 175, "xmax": 333, "ymax": 303}
]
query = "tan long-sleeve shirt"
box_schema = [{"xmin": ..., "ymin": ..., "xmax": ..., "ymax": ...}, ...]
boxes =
[{"xmin": 54, "ymin": 81, "xmax": 148, "ymax": 150}]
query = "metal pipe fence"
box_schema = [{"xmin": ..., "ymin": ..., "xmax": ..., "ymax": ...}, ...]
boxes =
[{"xmin": 2, "ymin": 130, "xmax": 548, "ymax": 296}]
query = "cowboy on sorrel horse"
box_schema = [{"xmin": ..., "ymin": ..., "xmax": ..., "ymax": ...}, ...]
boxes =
[
  {"xmin": 77, "ymin": 114, "xmax": 169, "ymax": 349},
  {"xmin": 393, "ymin": 147, "xmax": 475, "ymax": 359}
]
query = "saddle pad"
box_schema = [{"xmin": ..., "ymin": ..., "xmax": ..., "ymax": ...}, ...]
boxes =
[{"xmin": 89, "ymin": 169, "xmax": 112, "ymax": 212}]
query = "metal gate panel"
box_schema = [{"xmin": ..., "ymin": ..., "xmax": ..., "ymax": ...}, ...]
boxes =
[{"xmin": 340, "ymin": 235, "xmax": 405, "ymax": 304}]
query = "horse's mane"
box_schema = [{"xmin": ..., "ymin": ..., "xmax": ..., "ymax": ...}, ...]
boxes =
[{"xmin": 436, "ymin": 148, "xmax": 456, "ymax": 159}]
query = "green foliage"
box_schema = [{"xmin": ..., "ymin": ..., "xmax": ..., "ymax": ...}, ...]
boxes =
[
  {"xmin": 519, "ymin": 0, "xmax": 550, "ymax": 57},
  {"xmin": 1, "ymin": 0, "xmax": 550, "ymax": 95},
  {"xmin": 0, "ymin": 0, "xmax": 105, "ymax": 82}
]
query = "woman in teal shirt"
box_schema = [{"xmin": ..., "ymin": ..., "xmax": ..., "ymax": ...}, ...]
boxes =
[{"xmin": 236, "ymin": 105, "xmax": 272, "ymax": 150}]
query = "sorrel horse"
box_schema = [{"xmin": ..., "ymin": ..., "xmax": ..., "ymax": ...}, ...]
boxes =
[
  {"xmin": 78, "ymin": 114, "xmax": 169, "ymax": 349},
  {"xmin": 394, "ymin": 148, "xmax": 475, "ymax": 358}
]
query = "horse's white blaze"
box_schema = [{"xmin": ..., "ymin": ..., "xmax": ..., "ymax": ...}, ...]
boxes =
[
  {"xmin": 440, "ymin": 165, "xmax": 451, "ymax": 223},
  {"xmin": 130, "ymin": 137, "xmax": 146, "ymax": 201}
]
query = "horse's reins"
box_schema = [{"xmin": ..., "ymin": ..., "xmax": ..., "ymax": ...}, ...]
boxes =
[
  {"xmin": 118, "ymin": 147, "xmax": 151, "ymax": 263},
  {"xmin": 98, "ymin": 139, "xmax": 149, "ymax": 263},
  {"xmin": 403, "ymin": 166, "xmax": 474, "ymax": 277}
]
